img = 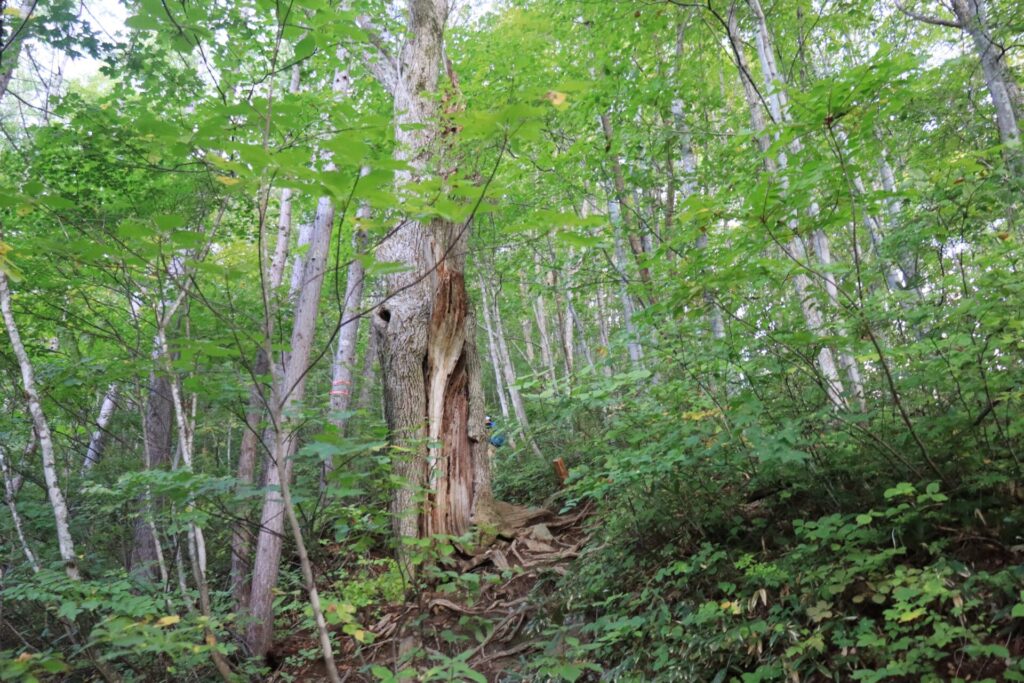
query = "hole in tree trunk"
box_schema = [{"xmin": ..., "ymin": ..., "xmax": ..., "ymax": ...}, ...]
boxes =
[{"xmin": 378, "ymin": 307, "xmax": 391, "ymax": 323}]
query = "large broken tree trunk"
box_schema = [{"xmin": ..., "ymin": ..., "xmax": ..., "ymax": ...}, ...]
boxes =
[{"xmin": 372, "ymin": 0, "xmax": 493, "ymax": 548}]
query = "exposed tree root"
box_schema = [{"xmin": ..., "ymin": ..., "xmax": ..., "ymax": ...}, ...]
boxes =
[{"xmin": 275, "ymin": 501, "xmax": 593, "ymax": 682}]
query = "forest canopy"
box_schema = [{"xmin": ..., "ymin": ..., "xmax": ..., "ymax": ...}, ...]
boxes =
[{"xmin": 1, "ymin": 0, "xmax": 1024, "ymax": 680}]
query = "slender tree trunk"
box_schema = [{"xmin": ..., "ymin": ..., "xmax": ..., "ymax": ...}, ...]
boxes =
[
  {"xmin": 517, "ymin": 279, "xmax": 536, "ymax": 365},
  {"xmin": 608, "ymin": 196, "xmax": 644, "ymax": 366},
  {"xmin": 566, "ymin": 294, "xmax": 596, "ymax": 371},
  {"xmin": 479, "ymin": 275, "xmax": 511, "ymax": 421},
  {"xmin": 951, "ymin": 0, "xmax": 1021, "ymax": 152},
  {"xmin": 0, "ymin": 445, "xmax": 40, "ymax": 573},
  {"xmin": 752, "ymin": 0, "xmax": 866, "ymax": 406},
  {"xmin": 231, "ymin": 164, "xmax": 302, "ymax": 608},
  {"xmin": 0, "ymin": 270, "xmax": 80, "ymax": 580},
  {"xmin": 876, "ymin": 152, "xmax": 921, "ymax": 291},
  {"xmin": 355, "ymin": 326, "xmax": 379, "ymax": 418},
  {"xmin": 554, "ymin": 260, "xmax": 575, "ymax": 377},
  {"xmin": 728, "ymin": 2, "xmax": 847, "ymax": 407},
  {"xmin": 595, "ymin": 284, "xmax": 612, "ymax": 371},
  {"xmin": 532, "ymin": 253, "xmax": 558, "ymax": 388},
  {"xmin": 810, "ymin": 229, "xmax": 867, "ymax": 410},
  {"xmin": 82, "ymin": 383, "xmax": 118, "ymax": 472},
  {"xmin": 130, "ymin": 370, "xmax": 174, "ymax": 583},
  {"xmin": 483, "ymin": 274, "xmax": 543, "ymax": 458},
  {"xmin": 156, "ymin": 310, "xmax": 235, "ymax": 681},
  {"xmin": 326, "ymin": 186, "xmax": 370, "ymax": 481},
  {"xmin": 245, "ymin": 191, "xmax": 336, "ymax": 657},
  {"xmin": 601, "ymin": 113, "xmax": 653, "ymax": 297},
  {"xmin": 850, "ymin": 173, "xmax": 905, "ymax": 293}
]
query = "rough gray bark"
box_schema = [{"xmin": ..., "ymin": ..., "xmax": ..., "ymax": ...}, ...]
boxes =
[
  {"xmin": 369, "ymin": 0, "xmax": 493, "ymax": 550},
  {"xmin": 0, "ymin": 270, "xmax": 80, "ymax": 580}
]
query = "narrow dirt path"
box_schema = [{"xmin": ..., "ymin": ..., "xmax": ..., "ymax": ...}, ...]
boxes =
[{"xmin": 277, "ymin": 502, "xmax": 593, "ymax": 682}]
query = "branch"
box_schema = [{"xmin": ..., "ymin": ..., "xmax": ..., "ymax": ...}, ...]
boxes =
[
  {"xmin": 894, "ymin": 0, "xmax": 962, "ymax": 29},
  {"xmin": 356, "ymin": 14, "xmax": 398, "ymax": 95}
]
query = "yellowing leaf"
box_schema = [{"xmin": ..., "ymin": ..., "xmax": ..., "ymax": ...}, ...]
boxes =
[
  {"xmin": 353, "ymin": 629, "xmax": 366, "ymax": 642},
  {"xmin": 16, "ymin": 652, "xmax": 33, "ymax": 662},
  {"xmin": 899, "ymin": 608, "xmax": 925, "ymax": 622},
  {"xmin": 215, "ymin": 175, "xmax": 240, "ymax": 186},
  {"xmin": 156, "ymin": 615, "xmax": 181, "ymax": 627},
  {"xmin": 544, "ymin": 90, "xmax": 567, "ymax": 107}
]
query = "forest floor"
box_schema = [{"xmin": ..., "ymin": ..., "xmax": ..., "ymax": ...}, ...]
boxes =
[{"xmin": 273, "ymin": 502, "xmax": 594, "ymax": 682}]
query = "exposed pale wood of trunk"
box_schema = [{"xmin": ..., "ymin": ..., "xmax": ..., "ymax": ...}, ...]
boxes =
[{"xmin": 371, "ymin": 0, "xmax": 494, "ymax": 555}]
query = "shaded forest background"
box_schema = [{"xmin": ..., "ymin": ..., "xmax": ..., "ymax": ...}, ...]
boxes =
[{"xmin": 1, "ymin": 0, "xmax": 1024, "ymax": 680}]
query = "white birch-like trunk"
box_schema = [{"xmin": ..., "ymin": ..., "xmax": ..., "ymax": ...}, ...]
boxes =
[
  {"xmin": 484, "ymin": 275, "xmax": 543, "ymax": 458},
  {"xmin": 951, "ymin": 0, "xmax": 1021, "ymax": 153},
  {"xmin": 245, "ymin": 191, "xmax": 336, "ymax": 657},
  {"xmin": 0, "ymin": 446, "xmax": 40, "ymax": 573},
  {"xmin": 609, "ymin": 197, "xmax": 644, "ymax": 366},
  {"xmin": 82, "ymin": 383, "xmax": 119, "ymax": 472},
  {"xmin": 532, "ymin": 252, "xmax": 558, "ymax": 388},
  {"xmin": 729, "ymin": 1, "xmax": 848, "ymax": 407},
  {"xmin": 479, "ymin": 276, "xmax": 511, "ymax": 421},
  {"xmin": 326, "ymin": 167, "xmax": 371, "ymax": 482},
  {"xmin": 518, "ymin": 279, "xmax": 536, "ymax": 365},
  {"xmin": 0, "ymin": 271, "xmax": 80, "ymax": 579}
]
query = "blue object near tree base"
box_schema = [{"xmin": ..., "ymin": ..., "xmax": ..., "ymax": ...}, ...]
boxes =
[{"xmin": 490, "ymin": 434, "xmax": 506, "ymax": 448}]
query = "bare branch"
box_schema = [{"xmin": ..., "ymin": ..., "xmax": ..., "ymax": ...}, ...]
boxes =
[
  {"xmin": 356, "ymin": 15, "xmax": 398, "ymax": 94},
  {"xmin": 894, "ymin": 0, "xmax": 962, "ymax": 29}
]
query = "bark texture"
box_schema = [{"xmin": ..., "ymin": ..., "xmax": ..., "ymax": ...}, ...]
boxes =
[
  {"xmin": 0, "ymin": 270, "xmax": 80, "ymax": 580},
  {"xmin": 82, "ymin": 384, "xmax": 119, "ymax": 472},
  {"xmin": 373, "ymin": 0, "xmax": 492, "ymax": 547}
]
